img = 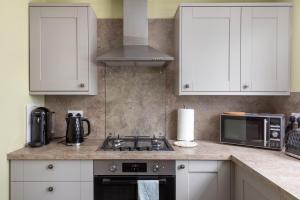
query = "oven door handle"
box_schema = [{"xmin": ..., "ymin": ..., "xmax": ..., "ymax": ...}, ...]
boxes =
[
  {"xmin": 264, "ymin": 119, "xmax": 268, "ymax": 147},
  {"xmin": 101, "ymin": 178, "xmax": 167, "ymax": 185}
]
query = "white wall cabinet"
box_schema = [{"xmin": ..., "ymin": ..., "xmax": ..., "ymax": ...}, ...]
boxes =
[
  {"xmin": 175, "ymin": 3, "xmax": 292, "ymax": 96},
  {"xmin": 29, "ymin": 4, "xmax": 97, "ymax": 95},
  {"xmin": 10, "ymin": 160, "xmax": 93, "ymax": 200},
  {"xmin": 176, "ymin": 160, "xmax": 230, "ymax": 200}
]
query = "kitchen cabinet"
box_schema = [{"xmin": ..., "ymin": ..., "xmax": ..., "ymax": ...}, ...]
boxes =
[
  {"xmin": 175, "ymin": 3, "xmax": 292, "ymax": 96},
  {"xmin": 241, "ymin": 7, "xmax": 290, "ymax": 93},
  {"xmin": 10, "ymin": 160, "xmax": 93, "ymax": 200},
  {"xmin": 233, "ymin": 163, "xmax": 281, "ymax": 200},
  {"xmin": 29, "ymin": 3, "xmax": 97, "ymax": 95},
  {"xmin": 176, "ymin": 160, "xmax": 230, "ymax": 200}
]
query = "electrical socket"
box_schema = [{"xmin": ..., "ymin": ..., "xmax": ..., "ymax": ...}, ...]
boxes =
[
  {"xmin": 68, "ymin": 110, "xmax": 84, "ymax": 117},
  {"xmin": 291, "ymin": 113, "xmax": 300, "ymax": 119}
]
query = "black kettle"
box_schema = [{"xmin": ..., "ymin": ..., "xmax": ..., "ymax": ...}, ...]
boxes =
[{"xmin": 65, "ymin": 113, "xmax": 91, "ymax": 145}]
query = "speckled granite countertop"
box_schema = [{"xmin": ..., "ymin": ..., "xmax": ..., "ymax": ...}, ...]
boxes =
[{"xmin": 7, "ymin": 139, "xmax": 300, "ymax": 200}]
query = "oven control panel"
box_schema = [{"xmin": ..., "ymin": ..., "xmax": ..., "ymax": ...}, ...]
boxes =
[
  {"xmin": 94, "ymin": 160, "xmax": 175, "ymax": 175},
  {"xmin": 122, "ymin": 163, "xmax": 147, "ymax": 172}
]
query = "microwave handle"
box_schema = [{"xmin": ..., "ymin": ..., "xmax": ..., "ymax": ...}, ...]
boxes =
[{"xmin": 264, "ymin": 119, "xmax": 268, "ymax": 147}]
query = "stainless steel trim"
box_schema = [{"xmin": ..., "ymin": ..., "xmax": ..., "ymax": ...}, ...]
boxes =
[
  {"xmin": 220, "ymin": 113, "xmax": 285, "ymax": 150},
  {"xmin": 101, "ymin": 178, "xmax": 167, "ymax": 185},
  {"xmin": 285, "ymin": 151, "xmax": 300, "ymax": 160},
  {"xmin": 220, "ymin": 141, "xmax": 282, "ymax": 151},
  {"xmin": 96, "ymin": 0, "xmax": 174, "ymax": 66},
  {"xmin": 221, "ymin": 113, "xmax": 285, "ymax": 118},
  {"xmin": 123, "ymin": 0, "xmax": 148, "ymax": 46},
  {"xmin": 264, "ymin": 119, "xmax": 268, "ymax": 147},
  {"xmin": 94, "ymin": 160, "xmax": 175, "ymax": 176}
]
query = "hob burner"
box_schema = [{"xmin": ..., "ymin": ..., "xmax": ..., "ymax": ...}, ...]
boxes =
[{"xmin": 100, "ymin": 135, "xmax": 174, "ymax": 151}]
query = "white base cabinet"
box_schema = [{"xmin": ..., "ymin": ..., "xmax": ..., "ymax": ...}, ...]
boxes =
[
  {"xmin": 175, "ymin": 3, "xmax": 292, "ymax": 96},
  {"xmin": 10, "ymin": 160, "xmax": 93, "ymax": 200},
  {"xmin": 176, "ymin": 160, "xmax": 230, "ymax": 200},
  {"xmin": 232, "ymin": 163, "xmax": 295, "ymax": 200}
]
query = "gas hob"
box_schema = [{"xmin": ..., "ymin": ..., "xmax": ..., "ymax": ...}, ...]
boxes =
[{"xmin": 100, "ymin": 135, "xmax": 174, "ymax": 151}]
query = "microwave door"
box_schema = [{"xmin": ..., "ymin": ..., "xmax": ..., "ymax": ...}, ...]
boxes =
[
  {"xmin": 245, "ymin": 118, "xmax": 266, "ymax": 146},
  {"xmin": 221, "ymin": 116, "xmax": 268, "ymax": 147}
]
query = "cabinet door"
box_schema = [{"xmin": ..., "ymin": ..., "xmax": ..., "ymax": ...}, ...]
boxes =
[
  {"xmin": 176, "ymin": 161, "xmax": 230, "ymax": 200},
  {"xmin": 241, "ymin": 7, "xmax": 290, "ymax": 92},
  {"xmin": 189, "ymin": 173, "xmax": 218, "ymax": 200},
  {"xmin": 30, "ymin": 7, "xmax": 89, "ymax": 92},
  {"xmin": 181, "ymin": 7, "xmax": 241, "ymax": 92},
  {"xmin": 234, "ymin": 164, "xmax": 281, "ymax": 200}
]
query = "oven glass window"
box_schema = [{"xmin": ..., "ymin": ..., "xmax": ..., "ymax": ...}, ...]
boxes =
[{"xmin": 94, "ymin": 176, "xmax": 175, "ymax": 200}]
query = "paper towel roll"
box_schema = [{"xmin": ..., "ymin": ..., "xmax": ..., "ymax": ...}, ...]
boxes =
[{"xmin": 177, "ymin": 108, "xmax": 194, "ymax": 141}]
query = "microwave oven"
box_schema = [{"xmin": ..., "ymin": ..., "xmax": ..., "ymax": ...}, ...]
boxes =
[{"xmin": 220, "ymin": 113, "xmax": 285, "ymax": 150}]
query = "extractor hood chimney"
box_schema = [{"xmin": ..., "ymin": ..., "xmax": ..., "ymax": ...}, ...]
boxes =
[{"xmin": 96, "ymin": 0, "xmax": 174, "ymax": 67}]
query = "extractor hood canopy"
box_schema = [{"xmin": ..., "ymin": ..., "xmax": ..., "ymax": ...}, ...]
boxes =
[{"xmin": 96, "ymin": 0, "xmax": 174, "ymax": 67}]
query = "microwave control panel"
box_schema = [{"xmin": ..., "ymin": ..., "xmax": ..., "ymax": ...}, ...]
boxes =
[{"xmin": 269, "ymin": 118, "xmax": 283, "ymax": 149}]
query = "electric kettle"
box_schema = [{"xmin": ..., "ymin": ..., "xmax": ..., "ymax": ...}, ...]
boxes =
[{"xmin": 65, "ymin": 113, "xmax": 91, "ymax": 145}]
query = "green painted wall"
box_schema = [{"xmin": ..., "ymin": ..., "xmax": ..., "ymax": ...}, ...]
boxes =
[
  {"xmin": 291, "ymin": 0, "xmax": 300, "ymax": 91},
  {"xmin": 0, "ymin": 1, "xmax": 44, "ymax": 200}
]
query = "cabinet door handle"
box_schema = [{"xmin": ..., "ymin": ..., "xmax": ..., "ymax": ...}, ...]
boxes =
[
  {"xmin": 242, "ymin": 85, "xmax": 249, "ymax": 90},
  {"xmin": 184, "ymin": 84, "xmax": 190, "ymax": 89},
  {"xmin": 47, "ymin": 186, "xmax": 54, "ymax": 192},
  {"xmin": 79, "ymin": 83, "xmax": 85, "ymax": 88},
  {"xmin": 47, "ymin": 164, "xmax": 54, "ymax": 169},
  {"xmin": 178, "ymin": 164, "xmax": 185, "ymax": 169}
]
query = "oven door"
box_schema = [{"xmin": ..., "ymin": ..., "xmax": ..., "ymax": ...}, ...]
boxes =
[
  {"xmin": 221, "ymin": 115, "xmax": 269, "ymax": 148},
  {"xmin": 94, "ymin": 175, "xmax": 175, "ymax": 200}
]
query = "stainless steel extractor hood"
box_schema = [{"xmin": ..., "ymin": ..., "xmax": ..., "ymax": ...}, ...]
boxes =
[{"xmin": 96, "ymin": 0, "xmax": 174, "ymax": 67}]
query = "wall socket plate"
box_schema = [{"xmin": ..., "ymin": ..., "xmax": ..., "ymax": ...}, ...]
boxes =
[
  {"xmin": 291, "ymin": 113, "xmax": 300, "ymax": 119},
  {"xmin": 68, "ymin": 110, "xmax": 84, "ymax": 117}
]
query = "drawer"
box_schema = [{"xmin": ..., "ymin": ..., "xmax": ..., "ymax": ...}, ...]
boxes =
[
  {"xmin": 23, "ymin": 182, "xmax": 81, "ymax": 200},
  {"xmin": 23, "ymin": 160, "xmax": 81, "ymax": 181},
  {"xmin": 188, "ymin": 161, "xmax": 218, "ymax": 172}
]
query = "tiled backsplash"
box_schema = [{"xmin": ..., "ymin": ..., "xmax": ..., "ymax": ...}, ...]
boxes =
[{"xmin": 45, "ymin": 19, "xmax": 299, "ymax": 141}]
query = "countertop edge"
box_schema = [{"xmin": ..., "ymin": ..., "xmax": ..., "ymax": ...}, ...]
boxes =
[{"xmin": 231, "ymin": 155, "xmax": 299, "ymax": 200}]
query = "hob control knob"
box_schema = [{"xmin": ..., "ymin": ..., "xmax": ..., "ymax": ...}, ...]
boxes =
[
  {"xmin": 152, "ymin": 164, "xmax": 160, "ymax": 172},
  {"xmin": 272, "ymin": 131, "xmax": 279, "ymax": 138},
  {"xmin": 109, "ymin": 165, "xmax": 117, "ymax": 172}
]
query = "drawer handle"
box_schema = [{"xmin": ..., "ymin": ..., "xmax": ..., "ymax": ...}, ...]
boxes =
[
  {"xmin": 47, "ymin": 186, "xmax": 54, "ymax": 192},
  {"xmin": 178, "ymin": 164, "xmax": 185, "ymax": 169},
  {"xmin": 184, "ymin": 84, "xmax": 190, "ymax": 89},
  {"xmin": 47, "ymin": 164, "xmax": 54, "ymax": 170},
  {"xmin": 242, "ymin": 85, "xmax": 249, "ymax": 90},
  {"xmin": 79, "ymin": 83, "xmax": 85, "ymax": 88}
]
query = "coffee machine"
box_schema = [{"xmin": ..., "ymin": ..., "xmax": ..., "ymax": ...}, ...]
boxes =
[{"xmin": 29, "ymin": 107, "xmax": 55, "ymax": 147}]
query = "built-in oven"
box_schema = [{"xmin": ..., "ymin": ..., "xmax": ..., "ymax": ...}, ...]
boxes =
[
  {"xmin": 94, "ymin": 160, "xmax": 175, "ymax": 200},
  {"xmin": 220, "ymin": 113, "xmax": 285, "ymax": 150}
]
